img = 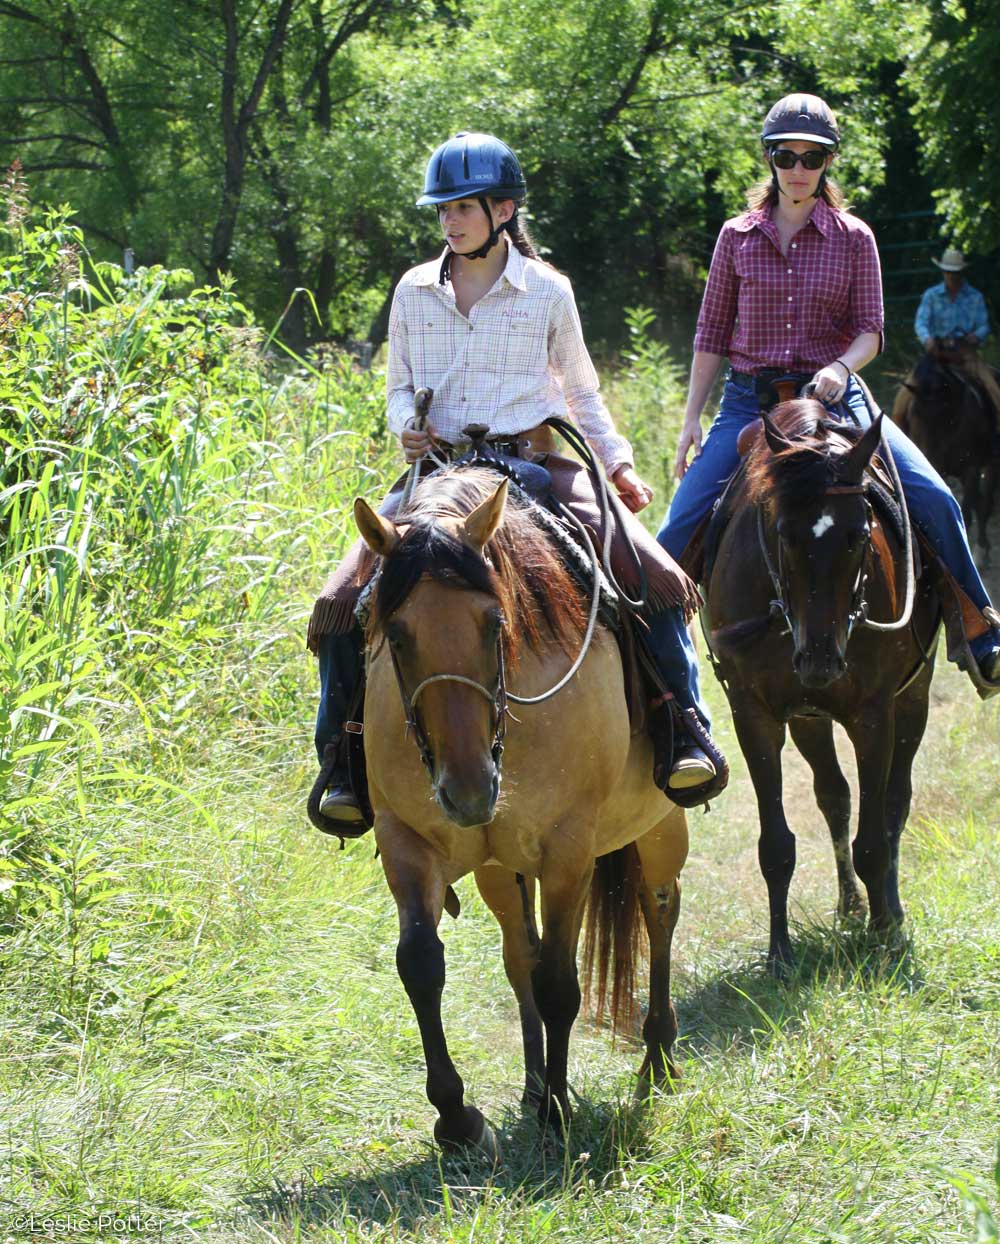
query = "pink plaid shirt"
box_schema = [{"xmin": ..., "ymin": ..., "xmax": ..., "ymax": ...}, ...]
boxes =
[
  {"xmin": 386, "ymin": 242, "xmax": 633, "ymax": 474},
  {"xmin": 693, "ymin": 198, "xmax": 884, "ymax": 373}
]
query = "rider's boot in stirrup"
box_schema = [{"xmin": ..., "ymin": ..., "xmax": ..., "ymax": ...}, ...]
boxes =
[
  {"xmin": 644, "ymin": 609, "xmax": 729, "ymax": 806},
  {"xmin": 309, "ymin": 628, "xmax": 368, "ymax": 834}
]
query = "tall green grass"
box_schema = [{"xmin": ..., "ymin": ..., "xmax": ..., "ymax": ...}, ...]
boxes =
[{"xmin": 0, "ymin": 188, "xmax": 395, "ymax": 998}]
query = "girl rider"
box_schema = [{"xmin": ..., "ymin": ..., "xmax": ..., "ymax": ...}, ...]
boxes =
[
  {"xmin": 657, "ymin": 93, "xmax": 1000, "ymax": 696},
  {"xmin": 308, "ymin": 132, "xmax": 725, "ymax": 831}
]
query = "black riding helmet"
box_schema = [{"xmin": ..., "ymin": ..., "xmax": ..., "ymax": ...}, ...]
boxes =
[
  {"xmin": 761, "ymin": 93, "xmax": 839, "ymax": 201},
  {"xmin": 418, "ymin": 132, "xmax": 527, "ymax": 283}
]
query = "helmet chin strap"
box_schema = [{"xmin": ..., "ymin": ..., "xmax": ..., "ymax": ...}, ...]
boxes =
[{"xmin": 439, "ymin": 198, "xmax": 515, "ymax": 284}]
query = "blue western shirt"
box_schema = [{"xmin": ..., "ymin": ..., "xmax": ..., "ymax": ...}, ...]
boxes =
[{"xmin": 914, "ymin": 281, "xmax": 990, "ymax": 344}]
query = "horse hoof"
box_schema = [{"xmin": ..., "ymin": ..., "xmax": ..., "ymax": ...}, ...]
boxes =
[
  {"xmin": 435, "ymin": 1107, "xmax": 498, "ymax": 1162},
  {"xmin": 472, "ymin": 1118, "xmax": 499, "ymax": 1163},
  {"xmin": 767, "ymin": 949, "xmax": 795, "ymax": 980},
  {"xmin": 537, "ymin": 1093, "xmax": 571, "ymax": 1135}
]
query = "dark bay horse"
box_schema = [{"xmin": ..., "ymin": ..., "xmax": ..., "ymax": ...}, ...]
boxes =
[
  {"xmin": 705, "ymin": 400, "xmax": 940, "ymax": 972},
  {"xmin": 894, "ymin": 354, "xmax": 997, "ymax": 562},
  {"xmin": 353, "ymin": 466, "xmax": 689, "ymax": 1156}
]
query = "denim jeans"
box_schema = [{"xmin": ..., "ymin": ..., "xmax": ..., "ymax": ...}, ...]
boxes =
[{"xmin": 656, "ymin": 374, "xmax": 998, "ymax": 660}]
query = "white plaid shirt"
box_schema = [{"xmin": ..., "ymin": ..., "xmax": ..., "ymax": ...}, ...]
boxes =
[{"xmin": 386, "ymin": 243, "xmax": 634, "ymax": 475}]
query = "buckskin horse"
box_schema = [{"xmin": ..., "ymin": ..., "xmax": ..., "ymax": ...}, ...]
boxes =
[
  {"xmin": 893, "ymin": 352, "xmax": 997, "ymax": 563},
  {"xmin": 352, "ymin": 465, "xmax": 688, "ymax": 1157},
  {"xmin": 703, "ymin": 399, "xmax": 940, "ymax": 972}
]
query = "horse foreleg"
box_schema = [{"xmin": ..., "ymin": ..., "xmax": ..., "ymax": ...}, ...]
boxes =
[
  {"xmin": 633, "ymin": 806, "xmax": 688, "ymax": 1100},
  {"xmin": 377, "ymin": 816, "xmax": 495, "ymax": 1158},
  {"xmin": 532, "ymin": 848, "xmax": 593, "ymax": 1130},
  {"xmin": 883, "ymin": 670, "xmax": 932, "ymax": 924},
  {"xmin": 788, "ymin": 717, "xmax": 864, "ymax": 920},
  {"xmin": 474, "ymin": 865, "xmax": 545, "ymax": 1108},
  {"xmin": 731, "ymin": 697, "xmax": 796, "ymax": 973},
  {"xmin": 845, "ymin": 706, "xmax": 896, "ymax": 934}
]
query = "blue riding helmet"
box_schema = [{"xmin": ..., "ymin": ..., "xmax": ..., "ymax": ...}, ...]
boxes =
[{"xmin": 416, "ymin": 132, "xmax": 527, "ymax": 206}]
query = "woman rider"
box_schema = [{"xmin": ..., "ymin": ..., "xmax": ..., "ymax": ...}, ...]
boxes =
[
  {"xmin": 307, "ymin": 132, "xmax": 726, "ymax": 831},
  {"xmin": 656, "ymin": 93, "xmax": 1000, "ymax": 694}
]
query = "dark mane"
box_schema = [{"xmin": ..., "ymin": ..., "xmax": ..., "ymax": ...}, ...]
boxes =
[
  {"xmin": 744, "ymin": 398, "xmax": 870, "ymax": 514},
  {"xmin": 367, "ymin": 466, "xmax": 587, "ymax": 664}
]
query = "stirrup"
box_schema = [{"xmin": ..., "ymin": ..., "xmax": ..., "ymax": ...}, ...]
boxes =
[
  {"xmin": 664, "ymin": 706, "xmax": 730, "ymax": 810},
  {"xmin": 956, "ymin": 606, "xmax": 1000, "ymax": 700},
  {"xmin": 307, "ymin": 741, "xmax": 372, "ymax": 843}
]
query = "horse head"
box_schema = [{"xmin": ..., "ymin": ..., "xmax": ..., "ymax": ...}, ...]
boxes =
[
  {"xmin": 754, "ymin": 402, "xmax": 882, "ymax": 688},
  {"xmin": 355, "ymin": 478, "xmax": 510, "ymax": 828}
]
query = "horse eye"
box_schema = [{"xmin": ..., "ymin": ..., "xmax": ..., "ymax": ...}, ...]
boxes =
[{"xmin": 386, "ymin": 622, "xmax": 405, "ymax": 649}]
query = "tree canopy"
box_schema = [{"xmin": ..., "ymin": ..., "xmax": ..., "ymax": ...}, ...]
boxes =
[{"xmin": 2, "ymin": 0, "xmax": 992, "ymax": 350}]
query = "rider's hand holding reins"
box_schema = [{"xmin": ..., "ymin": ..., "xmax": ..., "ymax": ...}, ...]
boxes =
[
  {"xmin": 612, "ymin": 465, "xmax": 653, "ymax": 513},
  {"xmin": 810, "ymin": 361, "xmax": 849, "ymax": 404},
  {"xmin": 401, "ymin": 419, "xmax": 439, "ymax": 463}
]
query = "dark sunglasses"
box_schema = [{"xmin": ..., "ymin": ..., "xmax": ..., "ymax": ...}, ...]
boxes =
[{"xmin": 770, "ymin": 148, "xmax": 828, "ymax": 171}]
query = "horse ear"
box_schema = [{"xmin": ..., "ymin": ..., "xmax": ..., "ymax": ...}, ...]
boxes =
[
  {"xmin": 901, "ymin": 381, "xmax": 917, "ymax": 394},
  {"xmin": 461, "ymin": 479, "xmax": 508, "ymax": 554},
  {"xmin": 354, "ymin": 497, "xmax": 400, "ymax": 556},
  {"xmin": 762, "ymin": 411, "xmax": 795, "ymax": 455},
  {"xmin": 840, "ymin": 414, "xmax": 884, "ymax": 484}
]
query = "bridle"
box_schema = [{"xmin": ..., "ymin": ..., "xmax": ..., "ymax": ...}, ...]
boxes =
[
  {"xmin": 386, "ymin": 626, "xmax": 511, "ymax": 780},
  {"xmin": 757, "ymin": 481, "xmax": 874, "ymax": 644}
]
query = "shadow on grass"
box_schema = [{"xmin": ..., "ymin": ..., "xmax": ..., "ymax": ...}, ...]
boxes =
[
  {"xmin": 676, "ymin": 914, "xmax": 927, "ymax": 1058},
  {"xmin": 237, "ymin": 1094, "xmax": 659, "ymax": 1234}
]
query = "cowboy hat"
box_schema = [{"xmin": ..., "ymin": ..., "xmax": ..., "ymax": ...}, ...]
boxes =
[{"xmin": 932, "ymin": 247, "xmax": 967, "ymax": 272}]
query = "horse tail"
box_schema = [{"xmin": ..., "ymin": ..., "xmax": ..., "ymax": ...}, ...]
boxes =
[{"xmin": 582, "ymin": 844, "xmax": 644, "ymax": 1037}]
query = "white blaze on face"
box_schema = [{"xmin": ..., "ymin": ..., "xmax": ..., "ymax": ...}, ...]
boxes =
[{"xmin": 812, "ymin": 511, "xmax": 835, "ymax": 539}]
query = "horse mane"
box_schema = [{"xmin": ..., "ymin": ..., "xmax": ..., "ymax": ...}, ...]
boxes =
[
  {"xmin": 743, "ymin": 398, "xmax": 869, "ymax": 515},
  {"xmin": 367, "ymin": 466, "xmax": 587, "ymax": 665}
]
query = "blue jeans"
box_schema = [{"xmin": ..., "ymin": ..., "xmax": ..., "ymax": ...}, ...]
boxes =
[{"xmin": 657, "ymin": 374, "xmax": 998, "ymax": 660}]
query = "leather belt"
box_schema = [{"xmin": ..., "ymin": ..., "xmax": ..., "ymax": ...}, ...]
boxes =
[
  {"xmin": 730, "ymin": 368, "xmax": 815, "ymax": 388},
  {"xmin": 437, "ymin": 422, "xmax": 556, "ymax": 461}
]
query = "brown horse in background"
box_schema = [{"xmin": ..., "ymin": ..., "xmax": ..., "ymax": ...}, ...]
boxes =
[
  {"xmin": 705, "ymin": 401, "xmax": 940, "ymax": 973},
  {"xmin": 353, "ymin": 466, "xmax": 688, "ymax": 1156},
  {"xmin": 894, "ymin": 353, "xmax": 998, "ymax": 562}
]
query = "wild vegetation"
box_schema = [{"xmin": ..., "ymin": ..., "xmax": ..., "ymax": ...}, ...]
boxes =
[
  {"xmin": 1, "ymin": 181, "xmax": 999, "ymax": 1243},
  {"xmin": 4, "ymin": 0, "xmax": 995, "ymax": 352}
]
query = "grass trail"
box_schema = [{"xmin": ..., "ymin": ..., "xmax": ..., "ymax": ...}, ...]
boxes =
[{"xmin": 1, "ymin": 651, "xmax": 997, "ymax": 1243}]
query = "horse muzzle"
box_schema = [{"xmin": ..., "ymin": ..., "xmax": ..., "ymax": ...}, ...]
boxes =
[
  {"xmin": 793, "ymin": 642, "xmax": 847, "ymax": 688},
  {"xmin": 435, "ymin": 763, "xmax": 500, "ymax": 827}
]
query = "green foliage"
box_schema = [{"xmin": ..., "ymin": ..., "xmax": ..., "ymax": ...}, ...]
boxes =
[
  {"xmin": 604, "ymin": 306, "xmax": 687, "ymax": 525},
  {"xmin": 904, "ymin": 0, "xmax": 1000, "ymax": 252},
  {"xmin": 0, "ymin": 190, "xmax": 395, "ymax": 1008},
  {"xmin": 0, "ymin": 1, "xmax": 934, "ymax": 349}
]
